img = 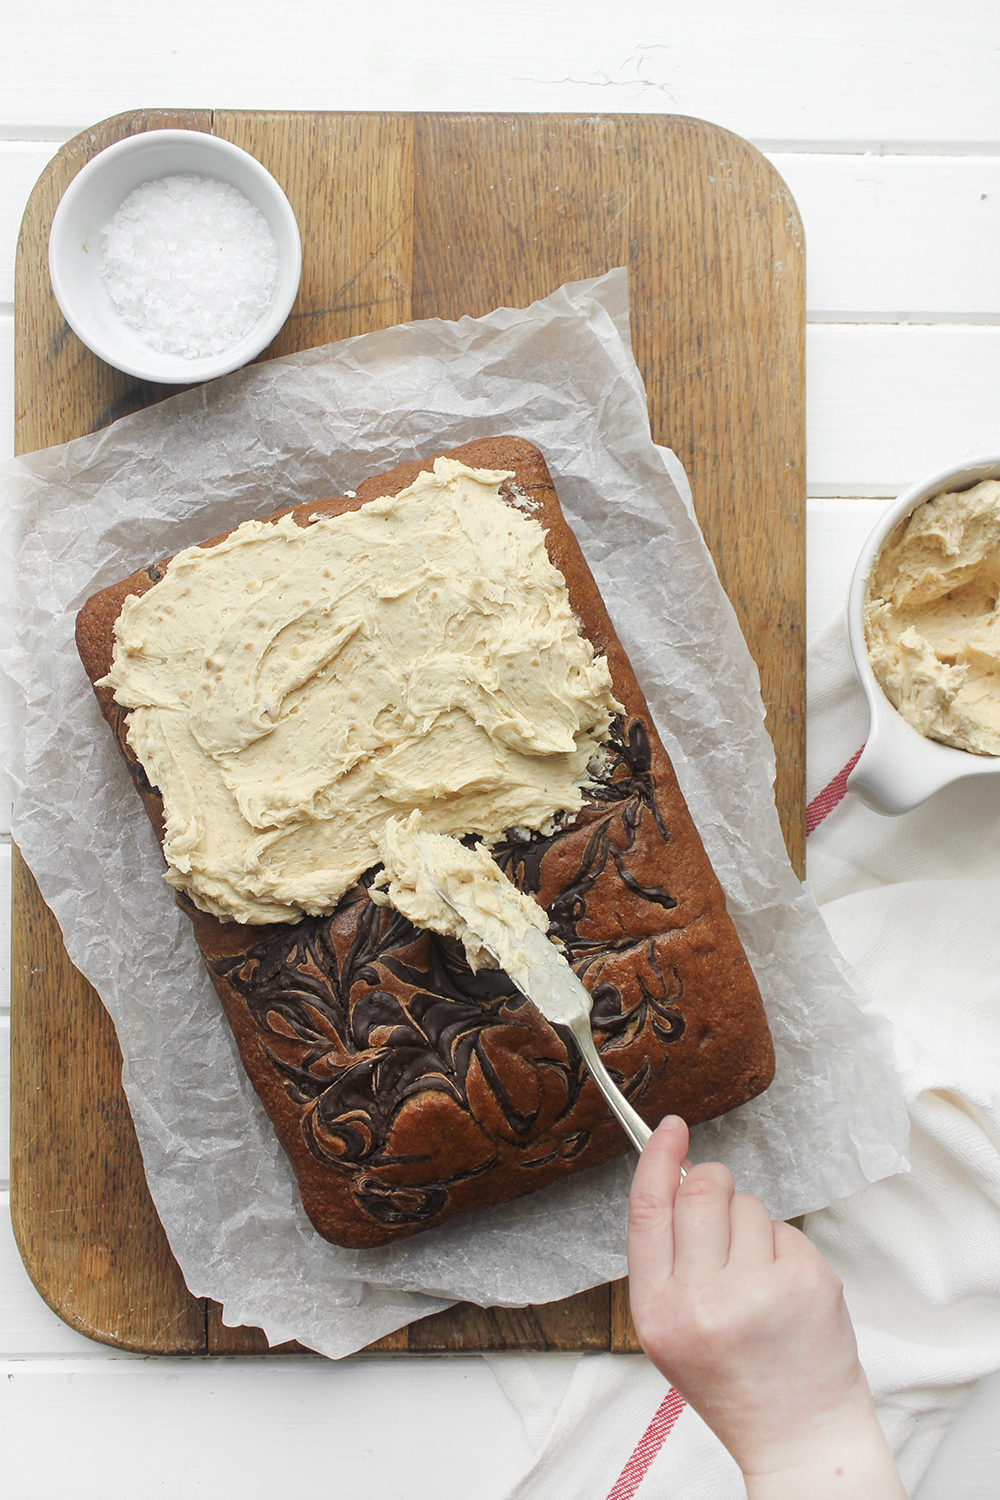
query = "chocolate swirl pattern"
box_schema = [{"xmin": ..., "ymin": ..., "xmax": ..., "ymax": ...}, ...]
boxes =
[{"xmin": 211, "ymin": 717, "xmax": 687, "ymax": 1232}]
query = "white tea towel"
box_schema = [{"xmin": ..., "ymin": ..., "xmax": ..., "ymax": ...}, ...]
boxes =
[
  {"xmin": 487, "ymin": 615, "xmax": 1000, "ymax": 1498},
  {"xmin": 486, "ymin": 1353, "xmax": 743, "ymax": 1500},
  {"xmin": 803, "ymin": 615, "xmax": 1000, "ymax": 1491}
]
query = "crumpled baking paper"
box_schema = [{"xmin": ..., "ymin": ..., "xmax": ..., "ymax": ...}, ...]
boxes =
[{"xmin": 0, "ymin": 269, "xmax": 909, "ymax": 1358}]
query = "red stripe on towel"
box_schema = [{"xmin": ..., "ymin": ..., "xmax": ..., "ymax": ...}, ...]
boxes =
[
  {"xmin": 806, "ymin": 746, "xmax": 864, "ymax": 835},
  {"xmin": 606, "ymin": 1387, "xmax": 687, "ymax": 1500}
]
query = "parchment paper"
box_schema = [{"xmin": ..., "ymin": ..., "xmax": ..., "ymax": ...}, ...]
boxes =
[{"xmin": 0, "ymin": 270, "xmax": 908, "ymax": 1358}]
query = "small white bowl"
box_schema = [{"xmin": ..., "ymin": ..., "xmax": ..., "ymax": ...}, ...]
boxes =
[
  {"xmin": 48, "ymin": 129, "xmax": 302, "ymax": 385},
  {"xmin": 847, "ymin": 455, "xmax": 1000, "ymax": 816}
]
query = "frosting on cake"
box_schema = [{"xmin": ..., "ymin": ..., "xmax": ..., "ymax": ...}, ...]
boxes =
[
  {"xmin": 99, "ymin": 458, "xmax": 623, "ymax": 923},
  {"xmin": 372, "ymin": 810, "xmax": 550, "ymax": 973}
]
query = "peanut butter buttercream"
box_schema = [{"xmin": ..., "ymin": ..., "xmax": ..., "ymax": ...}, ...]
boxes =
[
  {"xmin": 864, "ymin": 478, "xmax": 1000, "ymax": 755},
  {"xmin": 99, "ymin": 458, "xmax": 623, "ymax": 923},
  {"xmin": 372, "ymin": 811, "xmax": 549, "ymax": 974}
]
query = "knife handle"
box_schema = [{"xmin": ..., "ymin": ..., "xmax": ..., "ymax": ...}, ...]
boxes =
[
  {"xmin": 566, "ymin": 1012, "xmax": 655, "ymax": 1154},
  {"xmin": 565, "ymin": 1015, "xmax": 686, "ymax": 1177}
]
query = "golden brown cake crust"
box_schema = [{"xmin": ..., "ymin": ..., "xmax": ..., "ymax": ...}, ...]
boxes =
[{"xmin": 76, "ymin": 436, "xmax": 774, "ymax": 1248}]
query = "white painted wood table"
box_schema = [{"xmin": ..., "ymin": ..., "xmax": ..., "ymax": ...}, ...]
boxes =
[{"xmin": 2, "ymin": 4, "xmax": 998, "ymax": 1495}]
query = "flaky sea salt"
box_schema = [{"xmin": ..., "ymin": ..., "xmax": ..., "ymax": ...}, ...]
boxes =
[{"xmin": 101, "ymin": 174, "xmax": 280, "ymax": 360}]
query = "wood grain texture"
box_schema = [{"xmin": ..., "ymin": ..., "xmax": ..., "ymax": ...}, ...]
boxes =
[
  {"xmin": 407, "ymin": 1286, "xmax": 611, "ymax": 1353},
  {"xmin": 611, "ymin": 1277, "xmax": 643, "ymax": 1354},
  {"xmin": 9, "ymin": 848, "xmax": 205, "ymax": 1352},
  {"xmin": 11, "ymin": 108, "xmax": 804, "ymax": 1356}
]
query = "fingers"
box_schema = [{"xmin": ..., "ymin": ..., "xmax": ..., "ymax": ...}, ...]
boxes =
[
  {"xmin": 627, "ymin": 1114, "xmax": 689, "ymax": 1285},
  {"xmin": 672, "ymin": 1163, "xmax": 735, "ymax": 1276},
  {"xmin": 629, "ymin": 1125, "xmax": 781, "ymax": 1290},
  {"xmin": 727, "ymin": 1193, "xmax": 778, "ymax": 1268}
]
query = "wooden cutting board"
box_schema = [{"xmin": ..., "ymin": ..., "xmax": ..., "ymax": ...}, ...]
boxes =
[{"xmin": 11, "ymin": 108, "xmax": 805, "ymax": 1355}]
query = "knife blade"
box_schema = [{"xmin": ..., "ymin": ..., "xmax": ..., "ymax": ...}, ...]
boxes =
[{"xmin": 415, "ymin": 851, "xmax": 659, "ymax": 1156}]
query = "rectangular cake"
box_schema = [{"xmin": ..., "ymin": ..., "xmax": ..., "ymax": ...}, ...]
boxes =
[{"xmin": 75, "ymin": 435, "xmax": 774, "ymax": 1248}]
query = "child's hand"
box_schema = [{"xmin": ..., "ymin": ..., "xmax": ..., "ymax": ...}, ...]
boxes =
[{"xmin": 627, "ymin": 1116, "xmax": 906, "ymax": 1498}]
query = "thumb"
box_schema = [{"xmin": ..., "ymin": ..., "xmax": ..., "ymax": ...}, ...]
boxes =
[{"xmin": 627, "ymin": 1114, "xmax": 688, "ymax": 1283}]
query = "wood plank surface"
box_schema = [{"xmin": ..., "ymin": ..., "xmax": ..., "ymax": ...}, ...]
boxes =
[
  {"xmin": 7, "ymin": 4, "xmax": 997, "ymax": 143},
  {"xmin": 11, "ymin": 108, "xmax": 804, "ymax": 1356}
]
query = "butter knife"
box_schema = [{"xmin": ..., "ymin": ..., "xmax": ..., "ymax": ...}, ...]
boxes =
[{"xmin": 421, "ymin": 869, "xmax": 658, "ymax": 1155}]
